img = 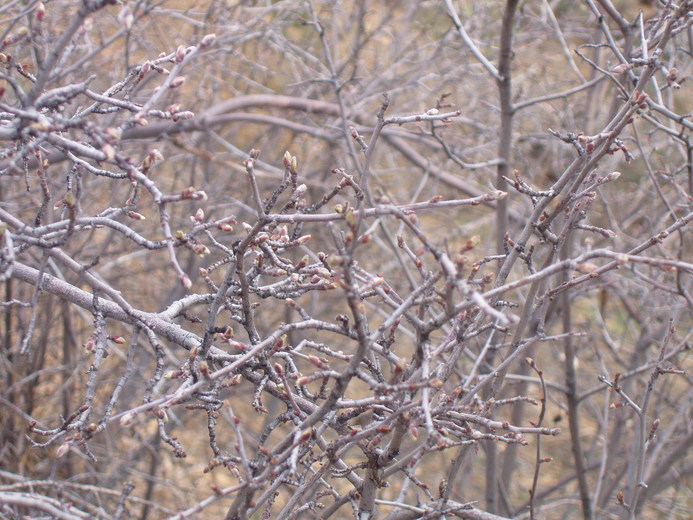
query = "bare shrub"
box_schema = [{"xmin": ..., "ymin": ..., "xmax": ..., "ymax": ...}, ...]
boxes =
[{"xmin": 1, "ymin": 1, "xmax": 691, "ymax": 519}]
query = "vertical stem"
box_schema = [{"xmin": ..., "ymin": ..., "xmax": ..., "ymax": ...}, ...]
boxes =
[
  {"xmin": 485, "ymin": 440, "xmax": 499, "ymax": 513},
  {"xmin": 486, "ymin": 5, "xmax": 520, "ymax": 510},
  {"xmin": 561, "ymin": 232, "xmax": 593, "ymax": 520},
  {"xmin": 495, "ymin": 0, "xmax": 519, "ymax": 252}
]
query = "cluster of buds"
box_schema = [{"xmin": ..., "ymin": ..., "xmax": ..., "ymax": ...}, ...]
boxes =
[
  {"xmin": 664, "ymin": 66, "xmax": 682, "ymax": 90},
  {"xmin": 243, "ymin": 148, "xmax": 261, "ymax": 170},
  {"xmin": 190, "ymin": 208, "xmax": 205, "ymax": 223},
  {"xmin": 630, "ymin": 90, "xmax": 649, "ymax": 111},
  {"xmin": 142, "ymin": 149, "xmax": 164, "ymax": 173},
  {"xmin": 283, "ymin": 150, "xmax": 298, "ymax": 175},
  {"xmin": 83, "ymin": 335, "xmax": 97, "ymax": 354},
  {"xmin": 191, "ymin": 242, "xmax": 210, "ymax": 258},
  {"xmin": 180, "ymin": 186, "xmax": 208, "ymax": 201},
  {"xmin": 607, "ymin": 138, "xmax": 633, "ymax": 163}
]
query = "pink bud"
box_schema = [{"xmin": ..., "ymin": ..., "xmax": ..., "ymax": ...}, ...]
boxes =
[
  {"xmin": 175, "ymin": 45, "xmax": 186, "ymax": 63},
  {"xmin": 611, "ymin": 63, "xmax": 630, "ymax": 74},
  {"xmin": 119, "ymin": 412, "xmax": 135, "ymax": 427},
  {"xmin": 127, "ymin": 211, "xmax": 146, "ymax": 221},
  {"xmin": 169, "ymin": 76, "xmax": 186, "ymax": 89},
  {"xmin": 200, "ymin": 33, "xmax": 216, "ymax": 48},
  {"xmin": 36, "ymin": 2, "xmax": 46, "ymax": 22},
  {"xmin": 308, "ymin": 356, "xmax": 324, "ymax": 368},
  {"xmin": 118, "ymin": 5, "xmax": 134, "ymax": 30}
]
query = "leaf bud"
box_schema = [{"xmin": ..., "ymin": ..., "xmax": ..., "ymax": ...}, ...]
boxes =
[
  {"xmin": 169, "ymin": 76, "xmax": 186, "ymax": 89},
  {"xmin": 119, "ymin": 412, "xmax": 135, "ymax": 427},
  {"xmin": 118, "ymin": 5, "xmax": 134, "ymax": 30},
  {"xmin": 63, "ymin": 191, "xmax": 76, "ymax": 209},
  {"xmin": 307, "ymin": 355, "xmax": 324, "ymax": 368},
  {"xmin": 127, "ymin": 211, "xmax": 146, "ymax": 221},
  {"xmin": 175, "ymin": 45, "xmax": 186, "ymax": 63},
  {"xmin": 55, "ymin": 443, "xmax": 70, "ymax": 458},
  {"xmin": 200, "ymin": 33, "xmax": 216, "ymax": 48},
  {"xmin": 36, "ymin": 2, "xmax": 46, "ymax": 22},
  {"xmin": 164, "ymin": 369, "xmax": 181, "ymax": 380},
  {"xmin": 345, "ymin": 208, "xmax": 356, "ymax": 227},
  {"xmin": 104, "ymin": 127, "xmax": 122, "ymax": 141},
  {"xmin": 99, "ymin": 143, "xmax": 115, "ymax": 161}
]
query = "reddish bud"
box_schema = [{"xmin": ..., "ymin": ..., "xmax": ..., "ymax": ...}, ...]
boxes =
[
  {"xmin": 307, "ymin": 355, "xmax": 324, "ymax": 368},
  {"xmin": 175, "ymin": 45, "xmax": 186, "ymax": 63},
  {"xmin": 36, "ymin": 3, "xmax": 46, "ymax": 22},
  {"xmin": 170, "ymin": 76, "xmax": 186, "ymax": 89},
  {"xmin": 127, "ymin": 211, "xmax": 146, "ymax": 221},
  {"xmin": 200, "ymin": 33, "xmax": 216, "ymax": 48}
]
